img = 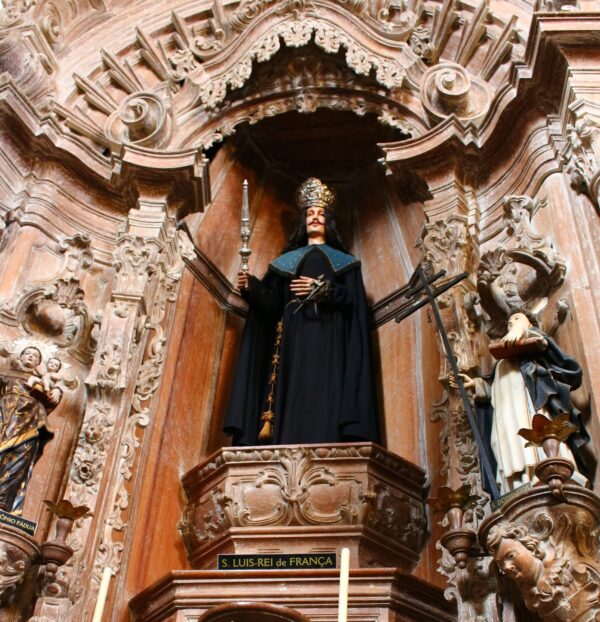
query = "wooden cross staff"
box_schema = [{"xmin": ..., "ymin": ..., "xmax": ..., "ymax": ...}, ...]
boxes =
[{"xmin": 395, "ymin": 264, "xmax": 501, "ymax": 501}]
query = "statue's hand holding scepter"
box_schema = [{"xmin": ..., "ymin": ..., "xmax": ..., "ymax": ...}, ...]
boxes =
[{"xmin": 238, "ymin": 179, "xmax": 251, "ymax": 291}]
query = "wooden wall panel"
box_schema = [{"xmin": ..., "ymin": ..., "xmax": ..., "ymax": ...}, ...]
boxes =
[{"xmin": 123, "ymin": 269, "xmax": 229, "ymax": 600}]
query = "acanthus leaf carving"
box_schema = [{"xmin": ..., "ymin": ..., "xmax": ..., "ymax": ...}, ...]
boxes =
[
  {"xmin": 180, "ymin": 444, "xmax": 427, "ymax": 570},
  {"xmin": 92, "ymin": 249, "xmax": 184, "ymax": 590},
  {"xmin": 0, "ymin": 542, "xmax": 32, "ymax": 605},
  {"xmin": 94, "ymin": 341, "xmax": 122, "ymax": 390},
  {"xmin": 536, "ymin": 0, "xmax": 580, "ymax": 11},
  {"xmin": 69, "ymin": 402, "xmax": 116, "ymax": 506},
  {"xmin": 409, "ymin": 25, "xmax": 435, "ymax": 61},
  {"xmin": 561, "ymin": 113, "xmax": 600, "ymax": 208},
  {"xmin": 195, "ymin": 19, "xmax": 405, "ymax": 110},
  {"xmin": 113, "ymin": 235, "xmax": 161, "ymax": 298}
]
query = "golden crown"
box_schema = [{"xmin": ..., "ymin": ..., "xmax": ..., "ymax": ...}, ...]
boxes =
[{"xmin": 295, "ymin": 177, "xmax": 336, "ymax": 211}]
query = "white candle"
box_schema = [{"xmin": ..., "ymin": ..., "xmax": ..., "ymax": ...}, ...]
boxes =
[
  {"xmin": 92, "ymin": 566, "xmax": 112, "ymax": 622},
  {"xmin": 337, "ymin": 547, "xmax": 350, "ymax": 622}
]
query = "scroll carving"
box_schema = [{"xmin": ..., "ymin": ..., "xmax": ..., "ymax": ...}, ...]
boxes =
[
  {"xmin": 92, "ymin": 235, "xmax": 186, "ymax": 587},
  {"xmin": 179, "ymin": 444, "xmax": 427, "ymax": 570},
  {"xmin": 482, "ymin": 488, "xmax": 600, "ymax": 622},
  {"xmin": 0, "ymin": 532, "xmax": 39, "ymax": 606},
  {"xmin": 49, "ymin": 0, "xmax": 521, "ymax": 159},
  {"xmin": 476, "ymin": 195, "xmax": 566, "ymax": 336},
  {"xmin": 105, "ymin": 91, "xmax": 172, "ymax": 150},
  {"xmin": 0, "ymin": 234, "xmax": 98, "ymax": 363},
  {"xmin": 420, "ymin": 63, "xmax": 492, "ymax": 126},
  {"xmin": 561, "ymin": 113, "xmax": 600, "ymax": 208}
]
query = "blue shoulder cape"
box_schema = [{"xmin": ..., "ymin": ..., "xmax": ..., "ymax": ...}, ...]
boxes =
[{"xmin": 269, "ymin": 244, "xmax": 359, "ymax": 277}]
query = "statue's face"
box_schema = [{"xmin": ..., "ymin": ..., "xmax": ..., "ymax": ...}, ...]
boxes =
[
  {"xmin": 507, "ymin": 312, "xmax": 531, "ymax": 334},
  {"xmin": 47, "ymin": 358, "xmax": 62, "ymax": 373},
  {"xmin": 20, "ymin": 347, "xmax": 41, "ymax": 370},
  {"xmin": 305, "ymin": 205, "xmax": 326, "ymax": 240},
  {"xmin": 495, "ymin": 538, "xmax": 541, "ymax": 586}
]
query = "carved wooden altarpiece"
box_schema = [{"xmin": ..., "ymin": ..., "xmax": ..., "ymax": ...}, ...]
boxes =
[{"xmin": 0, "ymin": 0, "xmax": 600, "ymax": 621}]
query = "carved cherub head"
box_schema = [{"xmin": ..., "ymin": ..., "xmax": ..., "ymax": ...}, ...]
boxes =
[
  {"xmin": 487, "ymin": 524, "xmax": 544, "ymax": 586},
  {"xmin": 46, "ymin": 357, "xmax": 62, "ymax": 374}
]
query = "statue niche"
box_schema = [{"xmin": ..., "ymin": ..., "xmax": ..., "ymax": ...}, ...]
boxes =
[{"xmin": 224, "ymin": 177, "xmax": 379, "ymax": 446}]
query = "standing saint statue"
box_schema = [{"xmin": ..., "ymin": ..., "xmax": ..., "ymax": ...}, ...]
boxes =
[
  {"xmin": 457, "ymin": 309, "xmax": 590, "ymax": 494},
  {"xmin": 0, "ymin": 347, "xmax": 58, "ymax": 514},
  {"xmin": 224, "ymin": 178, "xmax": 379, "ymax": 446}
]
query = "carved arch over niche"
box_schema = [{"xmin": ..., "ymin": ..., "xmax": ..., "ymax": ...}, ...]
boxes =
[{"xmin": 52, "ymin": 0, "xmax": 523, "ymax": 160}]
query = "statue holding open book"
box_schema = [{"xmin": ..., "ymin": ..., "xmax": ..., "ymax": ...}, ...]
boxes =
[{"xmin": 454, "ymin": 309, "xmax": 590, "ymax": 494}]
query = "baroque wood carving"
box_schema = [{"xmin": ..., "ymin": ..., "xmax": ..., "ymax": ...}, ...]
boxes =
[
  {"xmin": 179, "ymin": 443, "xmax": 427, "ymax": 570},
  {"xmin": 476, "ymin": 195, "xmax": 566, "ymax": 337},
  {"xmin": 482, "ymin": 486, "xmax": 600, "ymax": 622}
]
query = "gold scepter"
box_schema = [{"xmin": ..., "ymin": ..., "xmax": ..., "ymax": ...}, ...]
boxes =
[{"xmin": 239, "ymin": 179, "xmax": 251, "ymax": 273}]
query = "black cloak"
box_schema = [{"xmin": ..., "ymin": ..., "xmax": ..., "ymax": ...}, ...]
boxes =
[{"xmin": 224, "ymin": 244, "xmax": 379, "ymax": 445}]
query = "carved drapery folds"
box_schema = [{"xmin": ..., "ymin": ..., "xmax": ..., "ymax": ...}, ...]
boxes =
[
  {"xmin": 179, "ymin": 444, "xmax": 427, "ymax": 570},
  {"xmin": 481, "ymin": 486, "xmax": 600, "ymax": 622},
  {"xmin": 476, "ymin": 195, "xmax": 566, "ymax": 336}
]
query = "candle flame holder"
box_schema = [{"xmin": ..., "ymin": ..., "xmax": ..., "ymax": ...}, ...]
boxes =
[
  {"xmin": 518, "ymin": 413, "xmax": 579, "ymax": 500},
  {"xmin": 429, "ymin": 485, "xmax": 478, "ymax": 568}
]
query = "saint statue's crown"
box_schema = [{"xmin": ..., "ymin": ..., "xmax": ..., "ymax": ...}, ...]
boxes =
[{"xmin": 295, "ymin": 177, "xmax": 335, "ymax": 211}]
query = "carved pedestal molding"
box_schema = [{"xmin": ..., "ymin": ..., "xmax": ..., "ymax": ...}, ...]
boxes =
[
  {"xmin": 481, "ymin": 485, "xmax": 600, "ymax": 622},
  {"xmin": 179, "ymin": 443, "xmax": 428, "ymax": 570}
]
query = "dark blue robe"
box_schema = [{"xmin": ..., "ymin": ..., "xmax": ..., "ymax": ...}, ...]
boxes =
[{"xmin": 224, "ymin": 244, "xmax": 379, "ymax": 445}]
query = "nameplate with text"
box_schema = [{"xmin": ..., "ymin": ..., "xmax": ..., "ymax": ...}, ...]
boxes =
[
  {"xmin": 218, "ymin": 553, "xmax": 336, "ymax": 570},
  {"xmin": 0, "ymin": 510, "xmax": 37, "ymax": 536},
  {"xmin": 490, "ymin": 482, "xmax": 532, "ymax": 512}
]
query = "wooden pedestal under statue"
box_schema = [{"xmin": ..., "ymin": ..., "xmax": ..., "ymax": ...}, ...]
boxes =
[{"xmin": 129, "ymin": 443, "xmax": 455, "ymax": 621}]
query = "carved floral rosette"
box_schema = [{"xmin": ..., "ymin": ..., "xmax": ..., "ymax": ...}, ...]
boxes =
[
  {"xmin": 179, "ymin": 443, "xmax": 428, "ymax": 570},
  {"xmin": 479, "ymin": 485, "xmax": 600, "ymax": 622}
]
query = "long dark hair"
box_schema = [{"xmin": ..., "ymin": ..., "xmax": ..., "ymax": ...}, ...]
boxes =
[{"xmin": 282, "ymin": 208, "xmax": 348, "ymax": 253}]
